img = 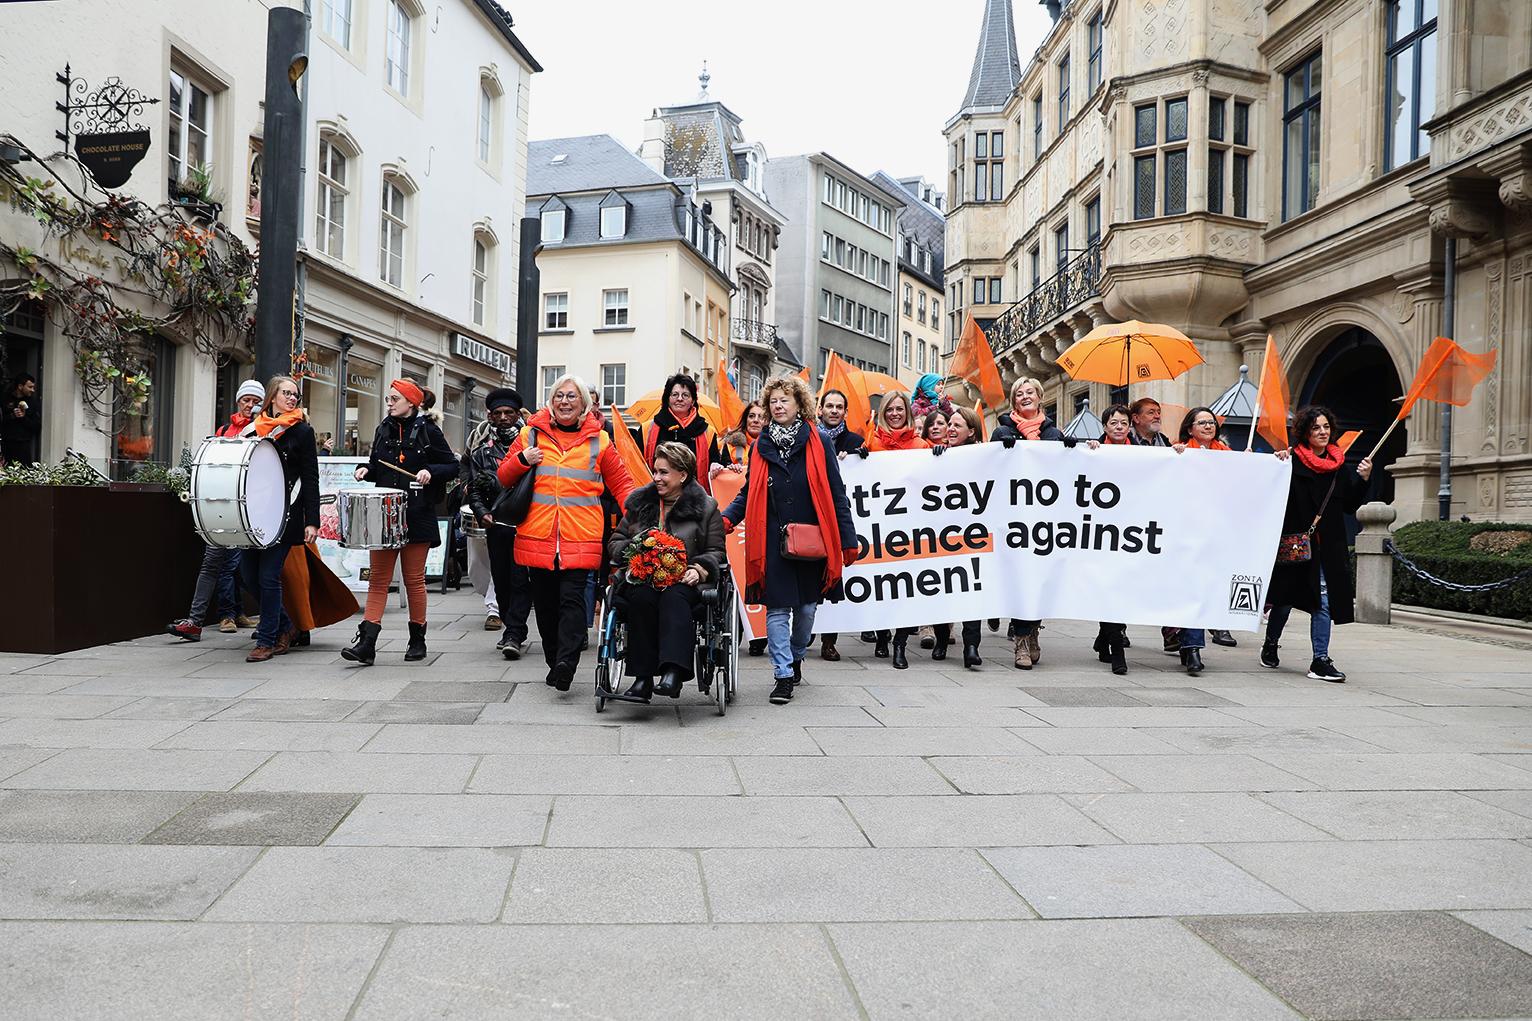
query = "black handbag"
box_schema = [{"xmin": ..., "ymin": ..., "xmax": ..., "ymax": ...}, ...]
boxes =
[{"xmin": 491, "ymin": 433, "xmax": 537, "ymax": 526}]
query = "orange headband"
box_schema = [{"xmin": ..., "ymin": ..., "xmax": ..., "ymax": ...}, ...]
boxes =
[{"xmin": 391, "ymin": 378, "xmax": 424, "ymax": 407}]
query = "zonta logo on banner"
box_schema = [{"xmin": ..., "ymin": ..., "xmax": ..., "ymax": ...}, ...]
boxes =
[{"xmin": 728, "ymin": 441, "xmax": 1290, "ymax": 639}]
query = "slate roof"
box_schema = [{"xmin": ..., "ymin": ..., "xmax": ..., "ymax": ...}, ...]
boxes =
[
  {"xmin": 874, "ymin": 171, "xmax": 946, "ymax": 290},
  {"xmin": 467, "ymin": 0, "xmax": 543, "ymax": 72},
  {"xmin": 527, "ymin": 135, "xmax": 670, "ymax": 196},
  {"xmin": 961, "ymin": 0, "xmax": 1022, "ymax": 112},
  {"xmin": 531, "ymin": 187, "xmax": 683, "ymax": 250}
]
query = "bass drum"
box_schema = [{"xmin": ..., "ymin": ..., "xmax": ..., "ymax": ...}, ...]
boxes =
[{"xmin": 188, "ymin": 436, "xmax": 289, "ymax": 549}]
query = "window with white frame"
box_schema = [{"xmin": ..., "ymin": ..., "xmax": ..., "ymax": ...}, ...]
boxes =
[
  {"xmin": 540, "ymin": 365, "xmax": 565, "ymax": 405},
  {"xmin": 1031, "ymin": 93, "xmax": 1043, "ymax": 158},
  {"xmin": 385, "ymin": 0, "xmax": 414, "ymax": 96},
  {"xmin": 918, "ymin": 291, "xmax": 927, "ymax": 323},
  {"xmin": 902, "ymin": 331, "xmax": 912, "ymax": 366},
  {"xmin": 378, "ymin": 176, "xmax": 409, "ymax": 288},
  {"xmin": 477, "ymin": 81, "xmax": 494, "ymax": 163},
  {"xmin": 320, "ymin": 0, "xmax": 353, "ymax": 48},
  {"xmin": 602, "ymin": 289, "xmax": 629, "ymax": 327},
  {"xmin": 973, "ymin": 130, "xmax": 1003, "ymax": 202},
  {"xmin": 599, "ymin": 363, "xmax": 626, "ymax": 406},
  {"xmin": 599, "ymin": 203, "xmax": 626, "ymax": 239},
  {"xmin": 903, "ymin": 283, "xmax": 913, "ymax": 316},
  {"xmin": 540, "ymin": 206, "xmax": 565, "ymax": 243},
  {"xmin": 167, "ymin": 67, "xmax": 214, "ymax": 194},
  {"xmin": 315, "ymin": 136, "xmax": 349, "ymax": 258},
  {"xmin": 543, "ymin": 292, "xmax": 568, "ymax": 330},
  {"xmin": 470, "ymin": 235, "xmax": 492, "ymax": 327}
]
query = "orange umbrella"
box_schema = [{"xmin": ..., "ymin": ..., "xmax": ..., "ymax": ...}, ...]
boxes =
[
  {"xmin": 625, "ymin": 388, "xmax": 727, "ymax": 437},
  {"xmin": 1057, "ymin": 320, "xmax": 1204, "ymax": 386}
]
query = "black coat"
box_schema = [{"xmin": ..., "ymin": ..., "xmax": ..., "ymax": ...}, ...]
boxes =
[
  {"xmin": 272, "ymin": 420, "xmax": 321, "ymax": 547},
  {"xmin": 990, "ymin": 414, "xmax": 1070, "ymax": 445},
  {"xmin": 818, "ymin": 424, "xmax": 866, "ymax": 456},
  {"xmin": 608, "ymin": 480, "xmax": 726, "ymax": 583},
  {"xmin": 641, "ymin": 407, "xmax": 726, "ymax": 468},
  {"xmin": 1, "ymin": 390, "xmax": 41, "ymax": 463},
  {"xmin": 366, "ymin": 412, "xmax": 460, "ymax": 547},
  {"xmin": 1267, "ymin": 455, "xmax": 1369, "ymax": 625},
  {"xmin": 464, "ymin": 425, "xmax": 518, "ymax": 522},
  {"xmin": 721, "ymin": 424, "xmax": 858, "ymax": 609}
]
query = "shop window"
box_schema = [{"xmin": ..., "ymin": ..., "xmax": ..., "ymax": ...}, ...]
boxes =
[{"xmin": 112, "ymin": 335, "xmax": 176, "ymax": 477}]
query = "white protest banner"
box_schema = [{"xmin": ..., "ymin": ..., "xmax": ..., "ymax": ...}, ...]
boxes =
[{"xmin": 785, "ymin": 441, "xmax": 1290, "ymax": 635}]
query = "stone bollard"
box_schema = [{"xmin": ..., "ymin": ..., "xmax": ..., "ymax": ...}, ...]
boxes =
[{"xmin": 1354, "ymin": 501, "xmax": 1398, "ymax": 624}]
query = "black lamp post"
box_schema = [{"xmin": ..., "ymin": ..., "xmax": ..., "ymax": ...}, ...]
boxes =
[{"xmin": 253, "ymin": 6, "xmax": 309, "ymax": 382}]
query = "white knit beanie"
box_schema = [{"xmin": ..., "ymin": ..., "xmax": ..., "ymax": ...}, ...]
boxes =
[{"xmin": 236, "ymin": 379, "xmax": 266, "ymax": 403}]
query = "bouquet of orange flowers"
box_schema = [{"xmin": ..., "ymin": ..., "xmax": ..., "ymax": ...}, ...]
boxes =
[{"xmin": 619, "ymin": 529, "xmax": 688, "ymax": 589}]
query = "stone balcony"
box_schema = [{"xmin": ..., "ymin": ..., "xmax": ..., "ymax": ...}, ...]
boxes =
[{"xmin": 982, "ymin": 244, "xmax": 1106, "ymax": 380}]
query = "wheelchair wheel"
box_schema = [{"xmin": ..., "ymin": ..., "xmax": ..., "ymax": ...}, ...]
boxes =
[
  {"xmin": 593, "ymin": 590, "xmax": 625, "ymax": 712},
  {"xmin": 716, "ymin": 583, "xmax": 739, "ymax": 714}
]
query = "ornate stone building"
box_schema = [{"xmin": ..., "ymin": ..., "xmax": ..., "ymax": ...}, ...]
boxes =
[{"xmin": 944, "ymin": 0, "xmax": 1532, "ymax": 523}]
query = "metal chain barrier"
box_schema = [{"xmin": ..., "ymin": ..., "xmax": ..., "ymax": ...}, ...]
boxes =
[{"xmin": 1385, "ymin": 539, "xmax": 1532, "ymax": 593}]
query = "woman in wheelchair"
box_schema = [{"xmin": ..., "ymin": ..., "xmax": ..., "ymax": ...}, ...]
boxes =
[{"xmin": 606, "ymin": 441, "xmax": 726, "ymax": 702}]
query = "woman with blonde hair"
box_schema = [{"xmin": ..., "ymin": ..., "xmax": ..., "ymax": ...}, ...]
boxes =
[
  {"xmin": 866, "ymin": 390, "xmax": 929, "ymax": 453},
  {"xmin": 722, "ymin": 374, "xmax": 858, "ymax": 706}
]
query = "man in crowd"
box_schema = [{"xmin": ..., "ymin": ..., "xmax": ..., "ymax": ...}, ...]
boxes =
[
  {"xmin": 1, "ymin": 373, "xmax": 41, "ymax": 465},
  {"xmin": 465, "ymin": 387, "xmax": 533, "ymax": 658},
  {"xmin": 815, "ymin": 388, "xmax": 866, "ymax": 661},
  {"xmin": 1129, "ymin": 397, "xmax": 1174, "ymax": 447}
]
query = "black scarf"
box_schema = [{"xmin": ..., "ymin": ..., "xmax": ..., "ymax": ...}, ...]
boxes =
[{"xmin": 767, "ymin": 417, "xmax": 802, "ymax": 457}]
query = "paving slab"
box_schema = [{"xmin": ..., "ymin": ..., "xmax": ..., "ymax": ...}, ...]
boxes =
[
  {"xmin": 1066, "ymin": 792, "xmax": 1334, "ymax": 842},
  {"xmin": 0, "ymin": 921, "xmax": 388, "ymax": 1021},
  {"xmin": 929, "ymin": 755, "xmax": 1135, "ymax": 794},
  {"xmin": 1088, "ymin": 753, "xmax": 1316, "ymax": 792},
  {"xmin": 238, "ymin": 675, "xmax": 411, "ymax": 700},
  {"xmin": 394, "ymin": 680, "xmax": 513, "ymax": 702},
  {"xmin": 0, "ymin": 693, "xmax": 140, "ymax": 718},
  {"xmin": 1252, "ymin": 752, "xmax": 1532, "ymax": 790},
  {"xmin": 864, "ymin": 684, "xmax": 1048, "ymax": 707},
  {"xmin": 1206, "ymin": 685, "xmax": 1416, "ymax": 707},
  {"xmin": 827, "ymin": 918, "xmax": 1300, "ymax": 1019},
  {"xmin": 324, "ymin": 793, "xmax": 549, "ymax": 846},
  {"xmin": 1259, "ymin": 790, "xmax": 1532, "ymax": 839},
  {"xmin": 59, "ymin": 676, "xmax": 266, "ymax": 698},
  {"xmin": 1454, "ymin": 910, "xmax": 1532, "ymax": 954},
  {"xmin": 732, "ymin": 755, "xmax": 956, "ymax": 795},
  {"xmin": 1380, "ymin": 706, "xmax": 1532, "ymax": 727},
  {"xmin": 861, "ymin": 706, "xmax": 1048, "ymax": 727},
  {"xmin": 1316, "ymin": 724, "xmax": 1532, "ymax": 754},
  {"xmin": 0, "ymin": 790, "xmax": 201, "ymax": 843},
  {"xmin": 677, "ymin": 704, "xmax": 882, "ymax": 726},
  {"xmin": 237, "ymin": 750, "xmax": 477, "ymax": 793},
  {"xmin": 362, "ymin": 721, "xmax": 619, "ymax": 754},
  {"xmin": 2, "ymin": 747, "xmax": 270, "ymax": 791},
  {"xmin": 0, "ymin": 748, "xmax": 55, "ymax": 783},
  {"xmin": 1215, "ymin": 706, "xmax": 1432, "ymax": 728},
  {"xmin": 102, "ymin": 696, "xmax": 240, "ymax": 720},
  {"xmin": 478, "ymin": 699, "xmax": 640, "ymax": 724},
  {"xmin": 1016, "ymin": 726, "xmax": 1186, "ymax": 755},
  {"xmin": 1183, "ymin": 911, "xmax": 1532, "ymax": 1021},
  {"xmin": 807, "ymin": 726, "xmax": 1039, "ymax": 756},
  {"xmin": 204, "ymin": 845, "xmax": 514, "ymax": 922},
  {"xmin": 620, "ymin": 724, "xmax": 825, "ymax": 756},
  {"xmin": 702, "ymin": 847, "xmax": 1032, "ymax": 922},
  {"xmin": 545, "ymin": 794, "xmax": 868, "ymax": 847},
  {"xmin": 1212, "ymin": 839, "xmax": 1532, "ymax": 911},
  {"xmin": 210, "ymin": 697, "xmax": 365, "ymax": 722},
  {"xmin": 142, "ymin": 792, "xmax": 360, "ymax": 846},
  {"xmin": 503, "ymin": 847, "xmax": 708, "ymax": 923},
  {"xmin": 344, "ymin": 699, "xmax": 486, "ymax": 724},
  {"xmin": 0, "ymin": 717, "xmax": 194, "ymax": 748},
  {"xmin": 1380, "ymin": 687, "xmax": 1532, "ymax": 706},
  {"xmin": 842, "ymin": 794, "xmax": 1118, "ymax": 847},
  {"xmin": 1019, "ymin": 706, "xmax": 1243, "ymax": 728},
  {"xmin": 353, "ymin": 924, "xmax": 862, "ymax": 1020},
  {"xmin": 982, "ymin": 843, "xmax": 1305, "ymax": 918},
  {"xmin": 0, "ymin": 842, "xmax": 259, "ymax": 919},
  {"xmin": 152, "ymin": 720, "xmax": 382, "ymax": 752},
  {"xmin": 1022, "ymin": 686, "xmax": 1152, "ymax": 707},
  {"xmin": 1141, "ymin": 726, "xmax": 1389, "ymax": 755},
  {"xmin": 469, "ymin": 753, "xmax": 740, "ymax": 795},
  {"xmin": 1467, "ymin": 790, "xmax": 1532, "ymax": 820}
]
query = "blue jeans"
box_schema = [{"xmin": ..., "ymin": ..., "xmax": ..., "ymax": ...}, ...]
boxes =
[
  {"xmin": 1267, "ymin": 567, "xmax": 1332, "ymax": 660},
  {"xmin": 1180, "ymin": 628, "xmax": 1206, "ymax": 650},
  {"xmin": 584, "ymin": 570, "xmax": 598, "ymax": 627},
  {"xmin": 240, "ymin": 542, "xmax": 294, "ymax": 648},
  {"xmin": 189, "ymin": 546, "xmax": 242, "ymax": 623},
  {"xmin": 214, "ymin": 549, "xmax": 244, "ymax": 620},
  {"xmin": 765, "ymin": 604, "xmax": 817, "ymax": 680}
]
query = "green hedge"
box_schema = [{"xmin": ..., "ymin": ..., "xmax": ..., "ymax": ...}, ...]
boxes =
[{"xmin": 1389, "ymin": 520, "xmax": 1532, "ymax": 621}]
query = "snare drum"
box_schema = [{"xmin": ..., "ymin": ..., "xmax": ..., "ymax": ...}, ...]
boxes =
[
  {"xmin": 337, "ymin": 488, "xmax": 409, "ymax": 550},
  {"xmin": 188, "ymin": 436, "xmax": 289, "ymax": 549}
]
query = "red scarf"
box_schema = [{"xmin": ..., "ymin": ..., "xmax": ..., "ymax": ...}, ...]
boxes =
[
  {"xmin": 672, "ymin": 408, "xmax": 697, "ymax": 429},
  {"xmin": 1102, "ymin": 433, "xmax": 1132, "ymax": 445},
  {"xmin": 252, "ymin": 408, "xmax": 305, "ymax": 437},
  {"xmin": 871, "ymin": 426, "xmax": 926, "ymax": 451},
  {"xmin": 1186, "ymin": 437, "xmax": 1231, "ymax": 451},
  {"xmin": 1009, "ymin": 411, "xmax": 1043, "ymax": 441},
  {"xmin": 645, "ymin": 419, "xmax": 714, "ymax": 494},
  {"xmin": 742, "ymin": 430, "xmax": 844, "ymax": 602},
  {"xmin": 1294, "ymin": 442, "xmax": 1344, "ymax": 473}
]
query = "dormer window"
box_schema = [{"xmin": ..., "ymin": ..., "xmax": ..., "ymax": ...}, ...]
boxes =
[
  {"xmin": 540, "ymin": 197, "xmax": 568, "ymax": 243},
  {"xmin": 598, "ymin": 191, "xmax": 628, "ymax": 239}
]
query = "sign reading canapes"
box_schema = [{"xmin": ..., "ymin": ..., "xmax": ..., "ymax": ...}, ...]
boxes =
[{"xmin": 727, "ymin": 442, "xmax": 1291, "ymax": 638}]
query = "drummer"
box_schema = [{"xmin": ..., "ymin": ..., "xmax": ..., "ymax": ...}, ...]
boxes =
[{"xmin": 342, "ymin": 377, "xmax": 459, "ymax": 665}]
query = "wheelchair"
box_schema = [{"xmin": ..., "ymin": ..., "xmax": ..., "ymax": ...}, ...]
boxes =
[{"xmin": 593, "ymin": 567, "xmax": 740, "ymax": 715}]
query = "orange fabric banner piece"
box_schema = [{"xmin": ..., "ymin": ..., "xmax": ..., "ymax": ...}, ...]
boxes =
[
  {"xmin": 717, "ymin": 360, "xmax": 745, "ymax": 433},
  {"xmin": 1336, "ymin": 430, "xmax": 1363, "ymax": 454},
  {"xmin": 950, "ymin": 315, "xmax": 1007, "ymax": 411},
  {"xmin": 1254, "ymin": 335, "xmax": 1292, "ymax": 451},
  {"xmin": 1397, "ymin": 336, "xmax": 1498, "ymax": 420},
  {"xmin": 974, "ymin": 398, "xmax": 988, "ymax": 441},
  {"xmin": 795, "ymin": 367, "xmax": 810, "ymax": 383},
  {"xmin": 609, "ymin": 406, "xmax": 652, "ymax": 487},
  {"xmin": 712, "ymin": 470, "xmax": 767, "ymax": 641},
  {"xmin": 820, "ymin": 351, "xmax": 872, "ymax": 437}
]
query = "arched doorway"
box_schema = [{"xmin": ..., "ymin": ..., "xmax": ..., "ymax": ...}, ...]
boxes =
[{"xmin": 1299, "ymin": 326, "xmax": 1405, "ymax": 504}]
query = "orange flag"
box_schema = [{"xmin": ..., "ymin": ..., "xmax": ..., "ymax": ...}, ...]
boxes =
[
  {"xmin": 1336, "ymin": 430, "xmax": 1362, "ymax": 454},
  {"xmin": 950, "ymin": 315, "xmax": 1006, "ymax": 411},
  {"xmin": 974, "ymin": 398, "xmax": 988, "ymax": 441},
  {"xmin": 1252, "ymin": 335, "xmax": 1291, "ymax": 451},
  {"xmin": 1396, "ymin": 336, "xmax": 1498, "ymax": 420},
  {"xmin": 820, "ymin": 351, "xmax": 872, "ymax": 436},
  {"xmin": 795, "ymin": 367, "xmax": 810, "ymax": 383},
  {"xmin": 716, "ymin": 360, "xmax": 744, "ymax": 433},
  {"xmin": 609, "ymin": 405, "xmax": 652, "ymax": 487}
]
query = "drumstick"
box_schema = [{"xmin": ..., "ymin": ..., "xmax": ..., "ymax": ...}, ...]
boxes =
[{"xmin": 375, "ymin": 460, "xmax": 420, "ymax": 482}]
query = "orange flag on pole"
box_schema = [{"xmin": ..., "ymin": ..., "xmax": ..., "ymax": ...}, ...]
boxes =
[
  {"xmin": 795, "ymin": 367, "xmax": 810, "ymax": 383},
  {"xmin": 820, "ymin": 351, "xmax": 872, "ymax": 436},
  {"xmin": 717, "ymin": 359, "xmax": 744, "ymax": 432},
  {"xmin": 609, "ymin": 405, "xmax": 652, "ymax": 487},
  {"xmin": 950, "ymin": 315, "xmax": 1007, "ymax": 411},
  {"xmin": 1250, "ymin": 335, "xmax": 1291, "ymax": 452},
  {"xmin": 974, "ymin": 398, "xmax": 988, "ymax": 441},
  {"xmin": 1336, "ymin": 430, "xmax": 1363, "ymax": 454},
  {"xmin": 1396, "ymin": 336, "xmax": 1498, "ymax": 420}
]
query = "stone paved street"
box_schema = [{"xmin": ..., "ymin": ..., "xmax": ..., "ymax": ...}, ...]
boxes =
[{"xmin": 3, "ymin": 591, "xmax": 1532, "ymax": 1019}]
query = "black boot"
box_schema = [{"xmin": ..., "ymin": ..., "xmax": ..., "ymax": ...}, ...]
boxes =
[
  {"xmin": 932, "ymin": 634, "xmax": 949, "ymax": 661},
  {"xmin": 1183, "ymin": 647, "xmax": 1204, "ymax": 676},
  {"xmin": 963, "ymin": 642, "xmax": 982, "ymax": 669},
  {"xmin": 1093, "ymin": 625, "xmax": 1112, "ymax": 663},
  {"xmin": 792, "ymin": 660, "xmax": 802, "ymax": 685},
  {"xmin": 748, "ymin": 638, "xmax": 766, "ymax": 657},
  {"xmin": 1210, "ymin": 628, "xmax": 1238, "ymax": 647},
  {"xmin": 341, "ymin": 620, "xmax": 382, "ymax": 665},
  {"xmin": 404, "ymin": 621, "xmax": 428, "ymax": 662},
  {"xmin": 891, "ymin": 638, "xmax": 909, "ymax": 670},
  {"xmin": 622, "ymin": 676, "xmax": 654, "ymax": 703},
  {"xmin": 653, "ymin": 668, "xmax": 685, "ymax": 699},
  {"xmin": 1109, "ymin": 632, "xmax": 1128, "ymax": 676},
  {"xmin": 874, "ymin": 634, "xmax": 890, "ymax": 658}
]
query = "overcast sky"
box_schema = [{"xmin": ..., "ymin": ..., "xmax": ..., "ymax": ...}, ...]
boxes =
[{"xmin": 516, "ymin": 0, "xmax": 1056, "ymax": 191}]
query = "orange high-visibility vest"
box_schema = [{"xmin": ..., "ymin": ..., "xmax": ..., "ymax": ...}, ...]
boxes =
[{"xmin": 516, "ymin": 432, "xmax": 609, "ymax": 570}]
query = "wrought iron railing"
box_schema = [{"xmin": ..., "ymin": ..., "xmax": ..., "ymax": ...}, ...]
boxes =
[
  {"xmin": 730, "ymin": 318, "xmax": 778, "ymax": 347},
  {"xmin": 987, "ymin": 244, "xmax": 1101, "ymax": 355}
]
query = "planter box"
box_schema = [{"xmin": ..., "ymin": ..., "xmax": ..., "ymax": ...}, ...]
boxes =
[{"xmin": 0, "ymin": 486, "xmax": 203, "ymax": 654}]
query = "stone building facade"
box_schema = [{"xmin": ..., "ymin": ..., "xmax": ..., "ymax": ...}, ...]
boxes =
[{"xmin": 943, "ymin": 0, "xmax": 1532, "ymax": 523}]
